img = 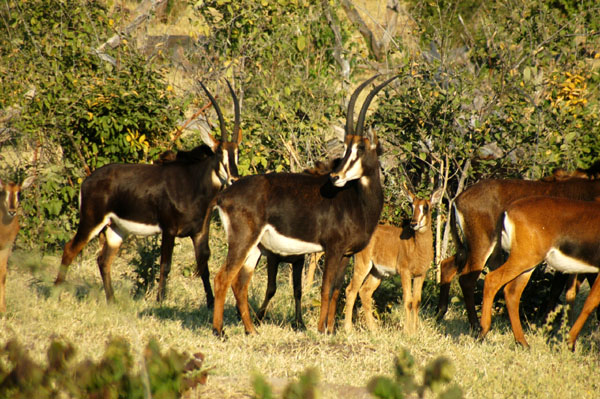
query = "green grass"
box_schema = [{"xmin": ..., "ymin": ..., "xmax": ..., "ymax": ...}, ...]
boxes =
[{"xmin": 2, "ymin": 222, "xmax": 600, "ymax": 398}]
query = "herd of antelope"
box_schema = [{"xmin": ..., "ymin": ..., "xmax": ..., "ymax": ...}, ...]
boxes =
[{"xmin": 2, "ymin": 75, "xmax": 600, "ymax": 351}]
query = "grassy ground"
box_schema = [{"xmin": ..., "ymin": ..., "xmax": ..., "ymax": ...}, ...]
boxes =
[{"xmin": 2, "ymin": 221, "xmax": 599, "ymax": 398}]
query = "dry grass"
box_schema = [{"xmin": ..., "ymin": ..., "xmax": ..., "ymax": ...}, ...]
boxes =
[{"xmin": 2, "ymin": 220, "xmax": 600, "ymax": 398}]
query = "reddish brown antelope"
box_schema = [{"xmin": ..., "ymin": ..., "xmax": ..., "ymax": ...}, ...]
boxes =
[
  {"xmin": 208, "ymin": 74, "xmax": 398, "ymax": 336},
  {"xmin": 343, "ymin": 186, "xmax": 443, "ymax": 333},
  {"xmin": 0, "ymin": 176, "xmax": 34, "ymax": 312},
  {"xmin": 479, "ymin": 196, "xmax": 600, "ymax": 350},
  {"xmin": 55, "ymin": 81, "xmax": 241, "ymax": 306},
  {"xmin": 437, "ymin": 177, "xmax": 600, "ymax": 330}
]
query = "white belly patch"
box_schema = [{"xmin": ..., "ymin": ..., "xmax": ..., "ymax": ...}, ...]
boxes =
[
  {"xmin": 259, "ymin": 224, "xmax": 323, "ymax": 256},
  {"xmin": 545, "ymin": 248, "xmax": 599, "ymax": 274},
  {"xmin": 108, "ymin": 213, "xmax": 162, "ymax": 236},
  {"xmin": 372, "ymin": 263, "xmax": 397, "ymax": 278}
]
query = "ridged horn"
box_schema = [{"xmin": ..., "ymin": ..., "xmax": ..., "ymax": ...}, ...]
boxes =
[
  {"xmin": 225, "ymin": 79, "xmax": 241, "ymax": 143},
  {"xmin": 345, "ymin": 74, "xmax": 380, "ymax": 136},
  {"xmin": 355, "ymin": 74, "xmax": 400, "ymax": 137},
  {"xmin": 199, "ymin": 81, "xmax": 227, "ymax": 141}
]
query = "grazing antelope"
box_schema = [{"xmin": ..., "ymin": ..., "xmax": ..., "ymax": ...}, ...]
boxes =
[
  {"xmin": 55, "ymin": 81, "xmax": 241, "ymax": 306},
  {"xmin": 0, "ymin": 176, "xmax": 34, "ymax": 313},
  {"xmin": 343, "ymin": 186, "xmax": 443, "ymax": 333},
  {"xmin": 437, "ymin": 177, "xmax": 600, "ymax": 330},
  {"xmin": 479, "ymin": 196, "xmax": 600, "ymax": 350},
  {"xmin": 209, "ymin": 74, "xmax": 398, "ymax": 336}
]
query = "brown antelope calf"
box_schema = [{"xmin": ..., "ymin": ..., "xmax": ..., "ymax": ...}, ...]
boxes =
[
  {"xmin": 437, "ymin": 176, "xmax": 600, "ymax": 330},
  {"xmin": 343, "ymin": 187, "xmax": 443, "ymax": 333},
  {"xmin": 55, "ymin": 81, "xmax": 241, "ymax": 306},
  {"xmin": 479, "ymin": 196, "xmax": 600, "ymax": 350},
  {"xmin": 208, "ymin": 74, "xmax": 398, "ymax": 336},
  {"xmin": 0, "ymin": 176, "xmax": 34, "ymax": 312}
]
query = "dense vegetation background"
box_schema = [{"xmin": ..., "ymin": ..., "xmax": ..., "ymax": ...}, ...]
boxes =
[{"xmin": 2, "ymin": 0, "xmax": 598, "ymax": 253}]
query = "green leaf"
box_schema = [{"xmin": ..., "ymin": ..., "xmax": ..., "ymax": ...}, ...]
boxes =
[{"xmin": 296, "ymin": 35, "xmax": 306, "ymax": 51}]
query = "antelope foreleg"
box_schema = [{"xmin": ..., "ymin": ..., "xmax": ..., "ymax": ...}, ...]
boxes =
[{"xmin": 343, "ymin": 255, "xmax": 373, "ymax": 333}]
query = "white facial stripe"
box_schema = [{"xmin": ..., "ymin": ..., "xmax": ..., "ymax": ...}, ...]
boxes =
[
  {"xmin": 545, "ymin": 248, "xmax": 599, "ymax": 274},
  {"xmin": 259, "ymin": 224, "xmax": 323, "ymax": 256},
  {"xmin": 413, "ymin": 204, "xmax": 427, "ymax": 230},
  {"xmin": 333, "ymin": 145, "xmax": 363, "ymax": 187}
]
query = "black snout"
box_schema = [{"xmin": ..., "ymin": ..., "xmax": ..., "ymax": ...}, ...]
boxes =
[{"xmin": 330, "ymin": 175, "xmax": 339, "ymax": 184}]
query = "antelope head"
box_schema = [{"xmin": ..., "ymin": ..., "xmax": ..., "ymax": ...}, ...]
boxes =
[
  {"xmin": 199, "ymin": 80, "xmax": 242, "ymax": 187},
  {"xmin": 330, "ymin": 75, "xmax": 398, "ymax": 187}
]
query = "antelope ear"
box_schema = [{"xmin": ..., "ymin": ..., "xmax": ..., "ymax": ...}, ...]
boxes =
[
  {"xmin": 21, "ymin": 176, "xmax": 35, "ymax": 189},
  {"xmin": 199, "ymin": 123, "xmax": 220, "ymax": 152},
  {"xmin": 431, "ymin": 187, "xmax": 444, "ymax": 205},
  {"xmin": 401, "ymin": 182, "xmax": 415, "ymax": 203}
]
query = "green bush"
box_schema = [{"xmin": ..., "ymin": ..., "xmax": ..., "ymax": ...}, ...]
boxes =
[
  {"xmin": 0, "ymin": 0, "xmax": 187, "ymax": 248},
  {"xmin": 0, "ymin": 337, "xmax": 207, "ymax": 399}
]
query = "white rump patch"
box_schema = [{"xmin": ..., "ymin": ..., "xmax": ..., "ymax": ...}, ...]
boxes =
[
  {"xmin": 501, "ymin": 213, "xmax": 514, "ymax": 252},
  {"xmin": 454, "ymin": 206, "xmax": 466, "ymax": 240},
  {"xmin": 108, "ymin": 213, "xmax": 161, "ymax": 236},
  {"xmin": 215, "ymin": 206, "xmax": 230, "ymax": 237},
  {"xmin": 259, "ymin": 224, "xmax": 323, "ymax": 256},
  {"xmin": 545, "ymin": 248, "xmax": 599, "ymax": 274}
]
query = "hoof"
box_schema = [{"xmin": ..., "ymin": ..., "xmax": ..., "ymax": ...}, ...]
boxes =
[
  {"xmin": 212, "ymin": 328, "xmax": 227, "ymax": 340},
  {"xmin": 291, "ymin": 321, "xmax": 306, "ymax": 331}
]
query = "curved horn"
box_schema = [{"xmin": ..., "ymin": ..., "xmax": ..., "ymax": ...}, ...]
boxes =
[
  {"xmin": 355, "ymin": 74, "xmax": 400, "ymax": 137},
  {"xmin": 199, "ymin": 81, "xmax": 227, "ymax": 141},
  {"xmin": 225, "ymin": 79, "xmax": 241, "ymax": 143},
  {"xmin": 345, "ymin": 74, "xmax": 380, "ymax": 136}
]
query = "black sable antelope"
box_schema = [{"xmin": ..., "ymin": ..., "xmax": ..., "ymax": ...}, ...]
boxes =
[
  {"xmin": 209, "ymin": 74, "xmax": 399, "ymax": 336},
  {"xmin": 55, "ymin": 81, "xmax": 242, "ymax": 307},
  {"xmin": 479, "ymin": 196, "xmax": 600, "ymax": 350},
  {"xmin": 436, "ymin": 177, "xmax": 600, "ymax": 331}
]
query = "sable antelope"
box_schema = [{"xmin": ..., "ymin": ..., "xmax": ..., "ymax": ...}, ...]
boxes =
[
  {"xmin": 437, "ymin": 177, "xmax": 600, "ymax": 330},
  {"xmin": 209, "ymin": 74, "xmax": 398, "ymax": 336},
  {"xmin": 343, "ymin": 186, "xmax": 443, "ymax": 333},
  {"xmin": 479, "ymin": 196, "xmax": 600, "ymax": 350},
  {"xmin": 55, "ymin": 81, "xmax": 241, "ymax": 306},
  {"xmin": 256, "ymin": 160, "xmax": 340, "ymax": 330},
  {"xmin": 0, "ymin": 176, "xmax": 34, "ymax": 313}
]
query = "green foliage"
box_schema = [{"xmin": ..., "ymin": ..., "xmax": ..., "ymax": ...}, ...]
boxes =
[
  {"xmin": 0, "ymin": 0, "xmax": 186, "ymax": 248},
  {"xmin": 367, "ymin": 348, "xmax": 462, "ymax": 399},
  {"xmin": 192, "ymin": 0, "xmax": 347, "ymax": 175},
  {"xmin": 253, "ymin": 367, "xmax": 320, "ymax": 399},
  {"xmin": 0, "ymin": 337, "xmax": 207, "ymax": 399},
  {"xmin": 131, "ymin": 236, "xmax": 163, "ymax": 299}
]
